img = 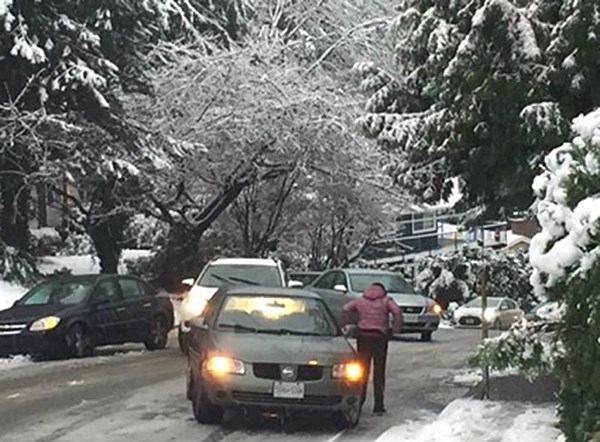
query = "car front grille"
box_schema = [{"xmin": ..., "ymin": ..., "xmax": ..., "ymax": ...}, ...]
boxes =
[
  {"xmin": 0, "ymin": 323, "xmax": 27, "ymax": 336},
  {"xmin": 403, "ymin": 306, "xmax": 425, "ymax": 314},
  {"xmin": 252, "ymin": 363, "xmax": 323, "ymax": 381},
  {"xmin": 232, "ymin": 391, "xmax": 342, "ymax": 406},
  {"xmin": 459, "ymin": 316, "xmax": 482, "ymax": 326}
]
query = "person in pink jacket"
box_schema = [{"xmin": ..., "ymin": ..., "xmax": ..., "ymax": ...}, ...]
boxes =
[{"xmin": 342, "ymin": 283, "xmax": 403, "ymax": 414}]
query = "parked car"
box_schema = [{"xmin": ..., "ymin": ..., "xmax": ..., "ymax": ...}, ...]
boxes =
[
  {"xmin": 0, "ymin": 274, "xmax": 173, "ymax": 358},
  {"xmin": 309, "ymin": 269, "xmax": 441, "ymax": 342},
  {"xmin": 453, "ymin": 296, "xmax": 524, "ymax": 329},
  {"xmin": 185, "ymin": 285, "xmax": 363, "ymax": 428},
  {"xmin": 178, "ymin": 258, "xmax": 300, "ymax": 354},
  {"xmin": 288, "ymin": 271, "xmax": 322, "ymax": 287},
  {"xmin": 525, "ymin": 301, "xmax": 562, "ymax": 322}
]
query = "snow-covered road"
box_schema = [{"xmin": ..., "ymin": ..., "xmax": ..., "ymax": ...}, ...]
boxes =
[{"xmin": 0, "ymin": 329, "xmax": 483, "ymax": 442}]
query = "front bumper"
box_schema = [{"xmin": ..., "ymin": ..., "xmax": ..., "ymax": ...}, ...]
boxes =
[
  {"xmin": 0, "ymin": 330, "xmax": 65, "ymax": 357},
  {"xmin": 398, "ymin": 313, "xmax": 440, "ymax": 334},
  {"xmin": 202, "ymin": 368, "xmax": 362, "ymax": 414}
]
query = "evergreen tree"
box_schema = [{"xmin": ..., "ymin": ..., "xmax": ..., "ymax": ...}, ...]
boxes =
[{"xmin": 356, "ymin": 0, "xmax": 599, "ymax": 214}]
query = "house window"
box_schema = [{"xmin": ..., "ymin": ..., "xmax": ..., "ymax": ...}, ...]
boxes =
[{"xmin": 412, "ymin": 212, "xmax": 436, "ymax": 234}]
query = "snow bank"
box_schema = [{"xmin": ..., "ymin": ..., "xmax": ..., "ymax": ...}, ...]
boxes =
[
  {"xmin": 0, "ymin": 354, "xmax": 31, "ymax": 371},
  {"xmin": 376, "ymin": 399, "xmax": 561, "ymax": 442},
  {"xmin": 0, "ymin": 280, "xmax": 27, "ymax": 311}
]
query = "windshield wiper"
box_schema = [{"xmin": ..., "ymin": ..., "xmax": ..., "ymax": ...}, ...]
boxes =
[
  {"xmin": 226, "ymin": 276, "xmax": 260, "ymax": 285},
  {"xmin": 259, "ymin": 329, "xmax": 324, "ymax": 337},
  {"xmin": 218, "ymin": 323, "xmax": 260, "ymax": 333},
  {"xmin": 210, "ymin": 273, "xmax": 233, "ymax": 284}
]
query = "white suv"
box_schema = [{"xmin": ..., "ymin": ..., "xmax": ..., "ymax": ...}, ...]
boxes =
[{"xmin": 178, "ymin": 258, "xmax": 297, "ymax": 352}]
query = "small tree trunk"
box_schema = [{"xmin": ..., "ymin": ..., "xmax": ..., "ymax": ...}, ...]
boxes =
[
  {"xmin": 1, "ymin": 173, "xmax": 30, "ymax": 251},
  {"xmin": 88, "ymin": 221, "xmax": 122, "ymax": 274}
]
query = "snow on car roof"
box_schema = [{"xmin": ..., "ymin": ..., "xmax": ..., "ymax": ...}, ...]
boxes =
[{"xmin": 210, "ymin": 258, "xmax": 278, "ymax": 266}]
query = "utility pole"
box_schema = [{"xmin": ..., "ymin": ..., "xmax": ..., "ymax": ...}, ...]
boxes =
[{"xmin": 480, "ymin": 226, "xmax": 490, "ymax": 399}]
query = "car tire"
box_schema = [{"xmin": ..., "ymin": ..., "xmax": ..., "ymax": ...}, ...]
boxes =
[
  {"xmin": 145, "ymin": 315, "xmax": 168, "ymax": 351},
  {"xmin": 65, "ymin": 323, "xmax": 93, "ymax": 358},
  {"xmin": 420, "ymin": 331, "xmax": 432, "ymax": 342},
  {"xmin": 178, "ymin": 325, "xmax": 189, "ymax": 355},
  {"xmin": 186, "ymin": 366, "xmax": 194, "ymax": 401},
  {"xmin": 192, "ymin": 385, "xmax": 223, "ymax": 425},
  {"xmin": 333, "ymin": 406, "xmax": 361, "ymax": 430}
]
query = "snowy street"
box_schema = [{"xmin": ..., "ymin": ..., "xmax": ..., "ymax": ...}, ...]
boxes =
[{"xmin": 0, "ymin": 328, "xmax": 482, "ymax": 442}]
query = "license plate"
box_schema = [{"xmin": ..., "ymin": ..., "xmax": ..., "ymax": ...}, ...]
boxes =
[
  {"xmin": 403, "ymin": 313, "xmax": 418, "ymax": 323},
  {"xmin": 273, "ymin": 381, "xmax": 305, "ymax": 399}
]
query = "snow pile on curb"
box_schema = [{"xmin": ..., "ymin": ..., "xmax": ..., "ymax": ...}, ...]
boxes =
[
  {"xmin": 376, "ymin": 399, "xmax": 561, "ymax": 442},
  {"xmin": 0, "ymin": 354, "xmax": 32, "ymax": 371}
]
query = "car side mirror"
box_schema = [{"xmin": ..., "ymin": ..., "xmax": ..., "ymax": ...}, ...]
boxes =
[
  {"xmin": 333, "ymin": 284, "xmax": 348, "ymax": 293},
  {"xmin": 181, "ymin": 278, "xmax": 195, "ymax": 287},
  {"xmin": 288, "ymin": 280, "xmax": 303, "ymax": 288},
  {"xmin": 188, "ymin": 317, "xmax": 208, "ymax": 330}
]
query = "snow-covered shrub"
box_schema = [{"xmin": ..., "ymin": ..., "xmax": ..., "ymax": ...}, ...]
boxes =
[
  {"xmin": 30, "ymin": 227, "xmax": 63, "ymax": 256},
  {"xmin": 413, "ymin": 246, "xmax": 535, "ymax": 310},
  {"xmin": 0, "ymin": 242, "xmax": 40, "ymax": 285},
  {"xmin": 123, "ymin": 214, "xmax": 167, "ymax": 250},
  {"xmin": 57, "ymin": 232, "xmax": 94, "ymax": 256}
]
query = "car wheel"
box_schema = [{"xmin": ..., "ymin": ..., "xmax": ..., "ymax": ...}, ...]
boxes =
[
  {"xmin": 66, "ymin": 323, "xmax": 93, "ymax": 358},
  {"xmin": 178, "ymin": 325, "xmax": 189, "ymax": 355},
  {"xmin": 145, "ymin": 315, "xmax": 168, "ymax": 351},
  {"xmin": 192, "ymin": 385, "xmax": 223, "ymax": 425},
  {"xmin": 333, "ymin": 405, "xmax": 361, "ymax": 430},
  {"xmin": 420, "ymin": 331, "xmax": 432, "ymax": 342}
]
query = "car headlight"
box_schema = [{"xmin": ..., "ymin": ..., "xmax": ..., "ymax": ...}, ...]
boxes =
[
  {"xmin": 30, "ymin": 316, "xmax": 61, "ymax": 332},
  {"xmin": 333, "ymin": 362, "xmax": 363, "ymax": 382},
  {"xmin": 427, "ymin": 302, "xmax": 443, "ymax": 316},
  {"xmin": 484, "ymin": 308, "xmax": 496, "ymax": 322},
  {"xmin": 205, "ymin": 356, "xmax": 245, "ymax": 376}
]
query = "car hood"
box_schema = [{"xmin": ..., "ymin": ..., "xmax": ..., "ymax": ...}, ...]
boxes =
[
  {"xmin": 0, "ymin": 304, "xmax": 67, "ymax": 323},
  {"xmin": 211, "ymin": 332, "xmax": 356, "ymax": 365},
  {"xmin": 388, "ymin": 293, "xmax": 428, "ymax": 308}
]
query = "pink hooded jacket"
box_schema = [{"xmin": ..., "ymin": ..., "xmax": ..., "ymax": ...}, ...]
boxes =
[{"xmin": 342, "ymin": 284, "xmax": 403, "ymax": 335}]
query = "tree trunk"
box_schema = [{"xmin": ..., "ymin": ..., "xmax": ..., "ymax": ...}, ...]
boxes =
[
  {"xmin": 0, "ymin": 172, "xmax": 30, "ymax": 251},
  {"xmin": 88, "ymin": 221, "xmax": 122, "ymax": 274}
]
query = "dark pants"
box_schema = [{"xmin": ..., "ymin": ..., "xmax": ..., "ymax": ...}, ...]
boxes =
[{"xmin": 357, "ymin": 333, "xmax": 388, "ymax": 412}]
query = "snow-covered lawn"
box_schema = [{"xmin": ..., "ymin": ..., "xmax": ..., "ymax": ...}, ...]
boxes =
[
  {"xmin": 449, "ymin": 367, "xmax": 520, "ymax": 387},
  {"xmin": 0, "ymin": 280, "xmax": 28, "ymax": 311},
  {"xmin": 376, "ymin": 399, "xmax": 562, "ymax": 442}
]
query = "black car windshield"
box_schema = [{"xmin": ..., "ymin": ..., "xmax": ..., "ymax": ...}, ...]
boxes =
[
  {"xmin": 17, "ymin": 280, "xmax": 93, "ymax": 306},
  {"xmin": 198, "ymin": 265, "xmax": 282, "ymax": 288},
  {"xmin": 216, "ymin": 295, "xmax": 338, "ymax": 336},
  {"xmin": 349, "ymin": 273, "xmax": 416, "ymax": 294},
  {"xmin": 465, "ymin": 297, "xmax": 502, "ymax": 308}
]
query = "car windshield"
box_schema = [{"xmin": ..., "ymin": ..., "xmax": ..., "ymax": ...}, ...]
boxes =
[
  {"xmin": 349, "ymin": 273, "xmax": 416, "ymax": 294},
  {"xmin": 198, "ymin": 265, "xmax": 282, "ymax": 288},
  {"xmin": 465, "ymin": 297, "xmax": 502, "ymax": 308},
  {"xmin": 216, "ymin": 295, "xmax": 339, "ymax": 337},
  {"xmin": 17, "ymin": 280, "xmax": 93, "ymax": 306}
]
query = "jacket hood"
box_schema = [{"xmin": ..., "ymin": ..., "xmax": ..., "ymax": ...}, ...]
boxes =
[{"xmin": 363, "ymin": 284, "xmax": 386, "ymax": 300}]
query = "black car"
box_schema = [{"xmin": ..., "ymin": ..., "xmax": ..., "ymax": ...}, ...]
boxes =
[{"xmin": 0, "ymin": 274, "xmax": 174, "ymax": 358}]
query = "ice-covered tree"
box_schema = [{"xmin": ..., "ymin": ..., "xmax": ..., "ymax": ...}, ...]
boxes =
[{"xmin": 356, "ymin": 0, "xmax": 599, "ymax": 214}]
